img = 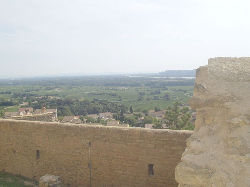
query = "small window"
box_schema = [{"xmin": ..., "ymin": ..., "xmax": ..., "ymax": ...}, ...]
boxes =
[
  {"xmin": 148, "ymin": 164, "xmax": 154, "ymax": 176},
  {"xmin": 36, "ymin": 150, "xmax": 40, "ymax": 159}
]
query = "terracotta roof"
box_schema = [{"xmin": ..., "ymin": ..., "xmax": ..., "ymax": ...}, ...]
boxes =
[{"xmin": 19, "ymin": 107, "xmax": 33, "ymax": 112}]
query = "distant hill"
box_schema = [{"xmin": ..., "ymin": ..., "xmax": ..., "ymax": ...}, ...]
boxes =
[
  {"xmin": 129, "ymin": 70, "xmax": 196, "ymax": 78},
  {"xmin": 158, "ymin": 70, "xmax": 196, "ymax": 77}
]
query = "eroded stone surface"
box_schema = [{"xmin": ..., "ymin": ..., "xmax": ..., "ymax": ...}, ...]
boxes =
[
  {"xmin": 39, "ymin": 174, "xmax": 62, "ymax": 187},
  {"xmin": 175, "ymin": 57, "xmax": 250, "ymax": 187}
]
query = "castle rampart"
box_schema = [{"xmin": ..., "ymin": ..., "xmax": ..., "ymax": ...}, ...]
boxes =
[{"xmin": 0, "ymin": 119, "xmax": 192, "ymax": 187}]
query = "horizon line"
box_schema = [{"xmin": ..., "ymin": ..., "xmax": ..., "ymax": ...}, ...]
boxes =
[{"xmin": 0, "ymin": 69, "xmax": 196, "ymax": 80}]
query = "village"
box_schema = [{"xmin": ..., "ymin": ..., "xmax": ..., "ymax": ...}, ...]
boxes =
[{"xmin": 2, "ymin": 104, "xmax": 195, "ymax": 130}]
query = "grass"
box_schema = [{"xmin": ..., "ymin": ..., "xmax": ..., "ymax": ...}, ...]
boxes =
[
  {"xmin": 0, "ymin": 172, "xmax": 37, "ymax": 187},
  {"xmin": 4, "ymin": 106, "xmax": 19, "ymax": 112}
]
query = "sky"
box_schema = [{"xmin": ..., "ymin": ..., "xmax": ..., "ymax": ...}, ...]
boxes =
[{"xmin": 0, "ymin": 0, "xmax": 250, "ymax": 78}]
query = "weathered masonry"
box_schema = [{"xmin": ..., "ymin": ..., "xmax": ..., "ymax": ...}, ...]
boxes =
[
  {"xmin": 0, "ymin": 119, "xmax": 192, "ymax": 187},
  {"xmin": 176, "ymin": 57, "xmax": 250, "ymax": 187}
]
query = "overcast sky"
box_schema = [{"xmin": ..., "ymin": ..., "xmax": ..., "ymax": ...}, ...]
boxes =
[{"xmin": 0, "ymin": 0, "xmax": 250, "ymax": 78}]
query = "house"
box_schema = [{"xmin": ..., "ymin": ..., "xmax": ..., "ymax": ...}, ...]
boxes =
[
  {"xmin": 46, "ymin": 109, "xmax": 58, "ymax": 119},
  {"xmin": 162, "ymin": 124, "xmax": 168, "ymax": 128},
  {"xmin": 18, "ymin": 107, "xmax": 33, "ymax": 112},
  {"xmin": 18, "ymin": 107, "xmax": 33, "ymax": 116},
  {"xmin": 148, "ymin": 110, "xmax": 166, "ymax": 119},
  {"xmin": 107, "ymin": 120, "xmax": 129, "ymax": 127},
  {"xmin": 34, "ymin": 107, "xmax": 57, "ymax": 120},
  {"xmin": 107, "ymin": 120, "xmax": 120, "ymax": 126},
  {"xmin": 19, "ymin": 102, "xmax": 29, "ymax": 106},
  {"xmin": 145, "ymin": 124, "xmax": 154, "ymax": 129},
  {"xmin": 124, "ymin": 113, "xmax": 134, "ymax": 118},
  {"xmin": 4, "ymin": 107, "xmax": 34, "ymax": 118},
  {"xmin": 98, "ymin": 112, "xmax": 113, "ymax": 120},
  {"xmin": 4, "ymin": 112, "xmax": 19, "ymax": 118},
  {"xmin": 61, "ymin": 116, "xmax": 82, "ymax": 124}
]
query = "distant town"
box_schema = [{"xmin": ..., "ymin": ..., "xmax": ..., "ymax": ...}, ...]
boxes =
[
  {"xmin": 0, "ymin": 72, "xmax": 196, "ymax": 130},
  {"xmin": 3, "ymin": 104, "xmax": 196, "ymax": 130}
]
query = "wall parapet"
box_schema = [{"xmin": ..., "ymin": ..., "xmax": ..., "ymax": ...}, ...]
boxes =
[{"xmin": 0, "ymin": 119, "xmax": 192, "ymax": 187}]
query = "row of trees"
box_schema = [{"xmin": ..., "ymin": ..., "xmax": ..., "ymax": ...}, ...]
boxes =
[
  {"xmin": 0, "ymin": 92, "xmax": 194, "ymax": 130},
  {"xmin": 0, "ymin": 101, "xmax": 17, "ymax": 107},
  {"xmin": 114, "ymin": 102, "xmax": 194, "ymax": 130},
  {"xmin": 30, "ymin": 98, "xmax": 128, "ymax": 117},
  {"xmin": 0, "ymin": 76, "xmax": 194, "ymax": 87}
]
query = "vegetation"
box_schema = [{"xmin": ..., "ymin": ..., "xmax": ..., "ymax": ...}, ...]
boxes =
[
  {"xmin": 112, "ymin": 102, "xmax": 194, "ymax": 130},
  {"xmin": 0, "ymin": 172, "xmax": 37, "ymax": 186},
  {"xmin": 0, "ymin": 75, "xmax": 195, "ymax": 130},
  {"xmin": 165, "ymin": 102, "xmax": 194, "ymax": 130},
  {"xmin": 30, "ymin": 98, "xmax": 128, "ymax": 117},
  {"xmin": 80, "ymin": 116, "xmax": 107, "ymax": 125},
  {"xmin": 0, "ymin": 76, "xmax": 194, "ymax": 112}
]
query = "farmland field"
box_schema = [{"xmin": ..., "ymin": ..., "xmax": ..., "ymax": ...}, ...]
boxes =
[{"xmin": 0, "ymin": 75, "xmax": 194, "ymax": 113}]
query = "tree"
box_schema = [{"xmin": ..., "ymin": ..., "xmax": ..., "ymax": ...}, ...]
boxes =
[
  {"xmin": 134, "ymin": 112, "xmax": 142, "ymax": 118},
  {"xmin": 143, "ymin": 116, "xmax": 154, "ymax": 124},
  {"xmin": 124, "ymin": 115, "xmax": 137, "ymax": 126},
  {"xmin": 165, "ymin": 102, "xmax": 180, "ymax": 129},
  {"xmin": 165, "ymin": 102, "xmax": 194, "ymax": 130},
  {"xmin": 154, "ymin": 106, "xmax": 161, "ymax": 112},
  {"xmin": 113, "ymin": 112, "xmax": 125, "ymax": 122},
  {"xmin": 0, "ymin": 110, "xmax": 4, "ymax": 117},
  {"xmin": 153, "ymin": 122, "xmax": 163, "ymax": 129},
  {"xmin": 142, "ymin": 109, "xmax": 148, "ymax": 116},
  {"xmin": 84, "ymin": 116, "xmax": 96, "ymax": 123},
  {"xmin": 129, "ymin": 106, "xmax": 134, "ymax": 113},
  {"xmin": 178, "ymin": 107, "xmax": 193, "ymax": 130},
  {"xmin": 163, "ymin": 93, "xmax": 170, "ymax": 101}
]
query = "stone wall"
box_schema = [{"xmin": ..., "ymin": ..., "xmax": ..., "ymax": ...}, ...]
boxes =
[
  {"xmin": 0, "ymin": 119, "xmax": 192, "ymax": 187},
  {"xmin": 175, "ymin": 57, "xmax": 250, "ymax": 187}
]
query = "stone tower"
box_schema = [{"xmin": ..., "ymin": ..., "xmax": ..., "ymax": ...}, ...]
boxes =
[{"xmin": 175, "ymin": 58, "xmax": 250, "ymax": 187}]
